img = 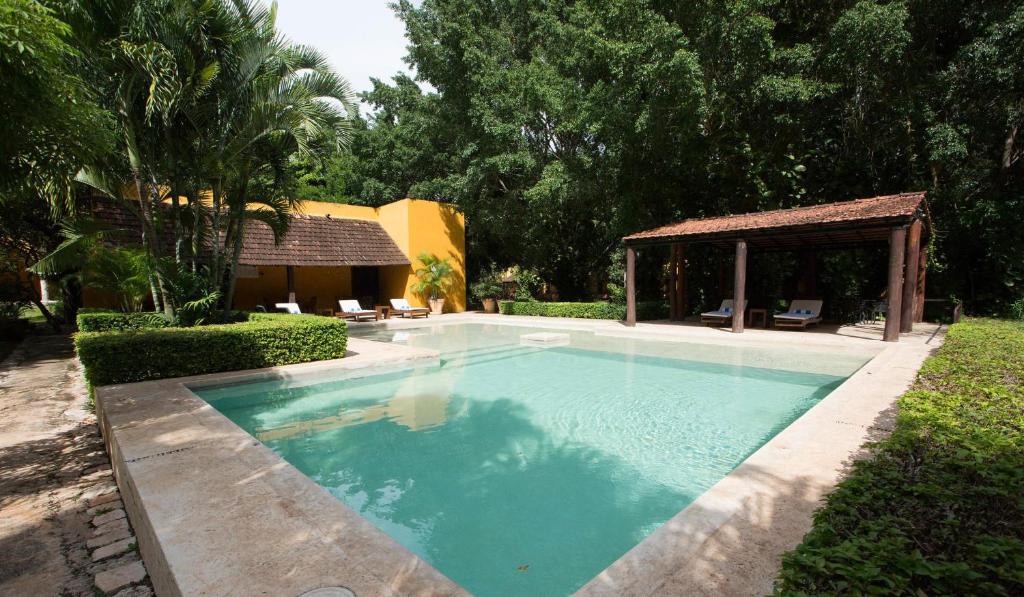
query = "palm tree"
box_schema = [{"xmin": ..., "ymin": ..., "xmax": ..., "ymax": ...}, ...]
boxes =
[
  {"xmin": 196, "ymin": 0, "xmax": 356, "ymax": 314},
  {"xmin": 56, "ymin": 0, "xmax": 355, "ymax": 320},
  {"xmin": 412, "ymin": 252, "xmax": 455, "ymax": 312}
]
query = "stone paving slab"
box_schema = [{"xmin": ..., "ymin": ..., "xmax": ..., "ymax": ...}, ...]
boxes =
[
  {"xmin": 95, "ymin": 560, "xmax": 146, "ymax": 594},
  {"xmin": 0, "ymin": 335, "xmax": 152, "ymax": 596}
]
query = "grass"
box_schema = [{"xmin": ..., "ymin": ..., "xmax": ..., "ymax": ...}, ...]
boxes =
[
  {"xmin": 19, "ymin": 305, "xmax": 48, "ymax": 325},
  {"xmin": 775, "ymin": 318, "xmax": 1024, "ymax": 595}
]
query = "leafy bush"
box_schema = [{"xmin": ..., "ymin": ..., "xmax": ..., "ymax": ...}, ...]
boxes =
[
  {"xmin": 775, "ymin": 319, "xmax": 1024, "ymax": 595},
  {"xmin": 412, "ymin": 252, "xmax": 455, "ymax": 300},
  {"xmin": 76, "ymin": 313, "xmax": 347, "ymax": 386},
  {"xmin": 499, "ymin": 300, "xmax": 667, "ymax": 320},
  {"xmin": 513, "ymin": 267, "xmax": 543, "ymax": 301},
  {"xmin": 471, "ymin": 268, "xmax": 504, "ymax": 304},
  {"xmin": 76, "ymin": 309, "xmax": 170, "ymax": 332},
  {"xmin": 1010, "ymin": 297, "xmax": 1024, "ymax": 320}
]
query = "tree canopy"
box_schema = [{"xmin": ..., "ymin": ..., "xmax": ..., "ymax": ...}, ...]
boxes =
[{"xmin": 302, "ymin": 0, "xmax": 1023, "ymax": 311}]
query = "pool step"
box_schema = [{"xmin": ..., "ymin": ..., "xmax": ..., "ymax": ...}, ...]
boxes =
[{"xmin": 440, "ymin": 344, "xmax": 540, "ymax": 369}]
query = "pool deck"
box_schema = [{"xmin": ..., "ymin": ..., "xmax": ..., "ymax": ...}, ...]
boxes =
[
  {"xmin": 95, "ymin": 314, "xmax": 944, "ymax": 596},
  {"xmin": 94, "ymin": 338, "xmax": 467, "ymax": 597}
]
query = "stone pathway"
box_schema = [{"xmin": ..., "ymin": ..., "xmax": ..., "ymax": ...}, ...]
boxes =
[{"xmin": 0, "ymin": 335, "xmax": 152, "ymax": 596}]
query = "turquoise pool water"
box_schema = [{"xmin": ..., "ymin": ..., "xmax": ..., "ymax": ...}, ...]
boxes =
[{"xmin": 196, "ymin": 323, "xmax": 871, "ymax": 596}]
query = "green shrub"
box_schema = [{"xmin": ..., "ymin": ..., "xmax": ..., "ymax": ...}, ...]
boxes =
[
  {"xmin": 1010, "ymin": 297, "xmax": 1024, "ymax": 320},
  {"xmin": 775, "ymin": 318, "xmax": 1024, "ymax": 595},
  {"xmin": 76, "ymin": 313, "xmax": 347, "ymax": 386},
  {"xmin": 76, "ymin": 309, "xmax": 170, "ymax": 332},
  {"xmin": 498, "ymin": 300, "xmax": 668, "ymax": 320},
  {"xmin": 512, "ymin": 267, "xmax": 544, "ymax": 301}
]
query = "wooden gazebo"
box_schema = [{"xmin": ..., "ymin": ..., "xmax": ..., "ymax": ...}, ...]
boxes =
[{"xmin": 622, "ymin": 192, "xmax": 930, "ymax": 342}]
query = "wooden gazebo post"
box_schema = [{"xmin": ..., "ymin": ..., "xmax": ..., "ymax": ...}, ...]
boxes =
[
  {"xmin": 668, "ymin": 243, "xmax": 687, "ymax": 320},
  {"xmin": 915, "ymin": 245, "xmax": 928, "ymax": 322},
  {"xmin": 732, "ymin": 239, "xmax": 747, "ymax": 333},
  {"xmin": 900, "ymin": 219, "xmax": 923, "ymax": 333},
  {"xmin": 625, "ymin": 245, "xmax": 637, "ymax": 326},
  {"xmin": 884, "ymin": 226, "xmax": 907, "ymax": 342}
]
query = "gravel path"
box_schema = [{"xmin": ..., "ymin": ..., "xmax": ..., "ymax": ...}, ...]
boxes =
[{"xmin": 0, "ymin": 335, "xmax": 150, "ymax": 596}]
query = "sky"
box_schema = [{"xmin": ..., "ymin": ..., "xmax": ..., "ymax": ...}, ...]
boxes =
[{"xmin": 273, "ymin": 1, "xmax": 417, "ymax": 99}]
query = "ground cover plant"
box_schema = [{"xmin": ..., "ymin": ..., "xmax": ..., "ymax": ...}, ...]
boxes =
[
  {"xmin": 499, "ymin": 300, "xmax": 667, "ymax": 320},
  {"xmin": 76, "ymin": 313, "xmax": 347, "ymax": 386},
  {"xmin": 775, "ymin": 318, "xmax": 1024, "ymax": 595}
]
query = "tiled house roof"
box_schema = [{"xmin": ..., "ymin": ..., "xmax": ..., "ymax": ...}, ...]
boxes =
[
  {"xmin": 239, "ymin": 214, "xmax": 409, "ymax": 266},
  {"xmin": 624, "ymin": 192, "xmax": 928, "ymax": 243},
  {"xmin": 88, "ymin": 199, "xmax": 409, "ymax": 267}
]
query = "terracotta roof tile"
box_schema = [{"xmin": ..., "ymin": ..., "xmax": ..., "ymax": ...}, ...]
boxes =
[
  {"xmin": 624, "ymin": 192, "xmax": 927, "ymax": 242},
  {"xmin": 89, "ymin": 199, "xmax": 409, "ymax": 267},
  {"xmin": 239, "ymin": 214, "xmax": 409, "ymax": 267}
]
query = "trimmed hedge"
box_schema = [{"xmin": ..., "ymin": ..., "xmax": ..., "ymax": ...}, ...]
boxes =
[
  {"xmin": 775, "ymin": 319, "xmax": 1024, "ymax": 595},
  {"xmin": 77, "ymin": 309, "xmax": 170, "ymax": 332},
  {"xmin": 498, "ymin": 300, "xmax": 668, "ymax": 320},
  {"xmin": 76, "ymin": 313, "xmax": 347, "ymax": 386}
]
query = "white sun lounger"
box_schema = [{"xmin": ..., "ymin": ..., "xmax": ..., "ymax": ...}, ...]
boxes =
[
  {"xmin": 338, "ymin": 300, "xmax": 377, "ymax": 322},
  {"xmin": 390, "ymin": 298, "xmax": 430, "ymax": 318},
  {"xmin": 701, "ymin": 299, "xmax": 746, "ymax": 326},
  {"xmin": 774, "ymin": 299, "xmax": 824, "ymax": 328},
  {"xmin": 274, "ymin": 302, "xmax": 302, "ymax": 314}
]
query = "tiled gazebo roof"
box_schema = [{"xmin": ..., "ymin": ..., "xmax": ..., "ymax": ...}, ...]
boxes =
[{"xmin": 624, "ymin": 192, "xmax": 928, "ymax": 250}]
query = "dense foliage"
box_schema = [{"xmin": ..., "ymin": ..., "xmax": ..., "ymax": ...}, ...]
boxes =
[
  {"xmin": 75, "ymin": 312, "xmax": 347, "ymax": 385},
  {"xmin": 13, "ymin": 0, "xmax": 356, "ymax": 324},
  {"xmin": 776, "ymin": 319, "xmax": 1024, "ymax": 594},
  {"xmin": 0, "ymin": 0, "xmax": 111, "ymax": 329},
  {"xmin": 499, "ymin": 300, "xmax": 667, "ymax": 320},
  {"xmin": 0, "ymin": 0, "xmax": 109, "ymax": 205},
  {"xmin": 298, "ymin": 0, "xmax": 1023, "ymax": 312}
]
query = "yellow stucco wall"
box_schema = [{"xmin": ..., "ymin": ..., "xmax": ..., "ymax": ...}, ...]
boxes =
[{"xmin": 296, "ymin": 198, "xmax": 466, "ymax": 312}]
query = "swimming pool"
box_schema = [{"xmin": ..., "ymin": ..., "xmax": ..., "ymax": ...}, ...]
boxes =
[{"xmin": 196, "ymin": 323, "xmax": 872, "ymax": 596}]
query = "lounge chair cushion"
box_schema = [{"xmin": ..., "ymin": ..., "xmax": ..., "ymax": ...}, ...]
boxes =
[
  {"xmin": 391, "ymin": 298, "xmax": 424, "ymax": 311},
  {"xmin": 275, "ymin": 302, "xmax": 301, "ymax": 314},
  {"xmin": 776, "ymin": 312, "xmax": 817, "ymax": 320},
  {"xmin": 339, "ymin": 300, "xmax": 368, "ymax": 314}
]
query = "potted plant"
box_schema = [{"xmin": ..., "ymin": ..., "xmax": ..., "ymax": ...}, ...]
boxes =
[
  {"xmin": 471, "ymin": 273, "xmax": 503, "ymax": 313},
  {"xmin": 412, "ymin": 252, "xmax": 454, "ymax": 315}
]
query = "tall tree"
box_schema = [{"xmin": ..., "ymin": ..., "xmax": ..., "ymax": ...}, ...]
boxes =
[
  {"xmin": 53, "ymin": 0, "xmax": 356, "ymax": 317},
  {"xmin": 326, "ymin": 0, "xmax": 1023, "ymax": 310},
  {"xmin": 0, "ymin": 0, "xmax": 110, "ymax": 328}
]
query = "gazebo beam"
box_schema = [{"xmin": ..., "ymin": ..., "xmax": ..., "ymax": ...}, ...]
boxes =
[
  {"xmin": 884, "ymin": 226, "xmax": 907, "ymax": 342},
  {"xmin": 625, "ymin": 245, "xmax": 637, "ymax": 326},
  {"xmin": 732, "ymin": 239, "xmax": 747, "ymax": 333},
  {"xmin": 900, "ymin": 219, "xmax": 923, "ymax": 332}
]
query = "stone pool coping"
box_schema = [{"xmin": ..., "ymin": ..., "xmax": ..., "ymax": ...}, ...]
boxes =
[
  {"xmin": 96, "ymin": 316, "xmax": 943, "ymax": 596},
  {"xmin": 94, "ymin": 338, "xmax": 467, "ymax": 597}
]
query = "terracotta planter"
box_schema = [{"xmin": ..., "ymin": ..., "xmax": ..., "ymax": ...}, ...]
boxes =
[
  {"xmin": 429, "ymin": 297, "xmax": 445, "ymax": 315},
  {"xmin": 481, "ymin": 297, "xmax": 498, "ymax": 313}
]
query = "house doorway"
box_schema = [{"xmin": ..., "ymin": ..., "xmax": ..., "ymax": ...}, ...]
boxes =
[{"xmin": 352, "ymin": 266, "xmax": 380, "ymax": 307}]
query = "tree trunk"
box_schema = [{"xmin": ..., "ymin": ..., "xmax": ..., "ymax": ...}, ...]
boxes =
[{"xmin": 222, "ymin": 216, "xmax": 246, "ymax": 320}]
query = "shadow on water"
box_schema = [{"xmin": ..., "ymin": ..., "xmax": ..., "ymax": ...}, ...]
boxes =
[{"xmin": 262, "ymin": 396, "xmax": 691, "ymax": 596}]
